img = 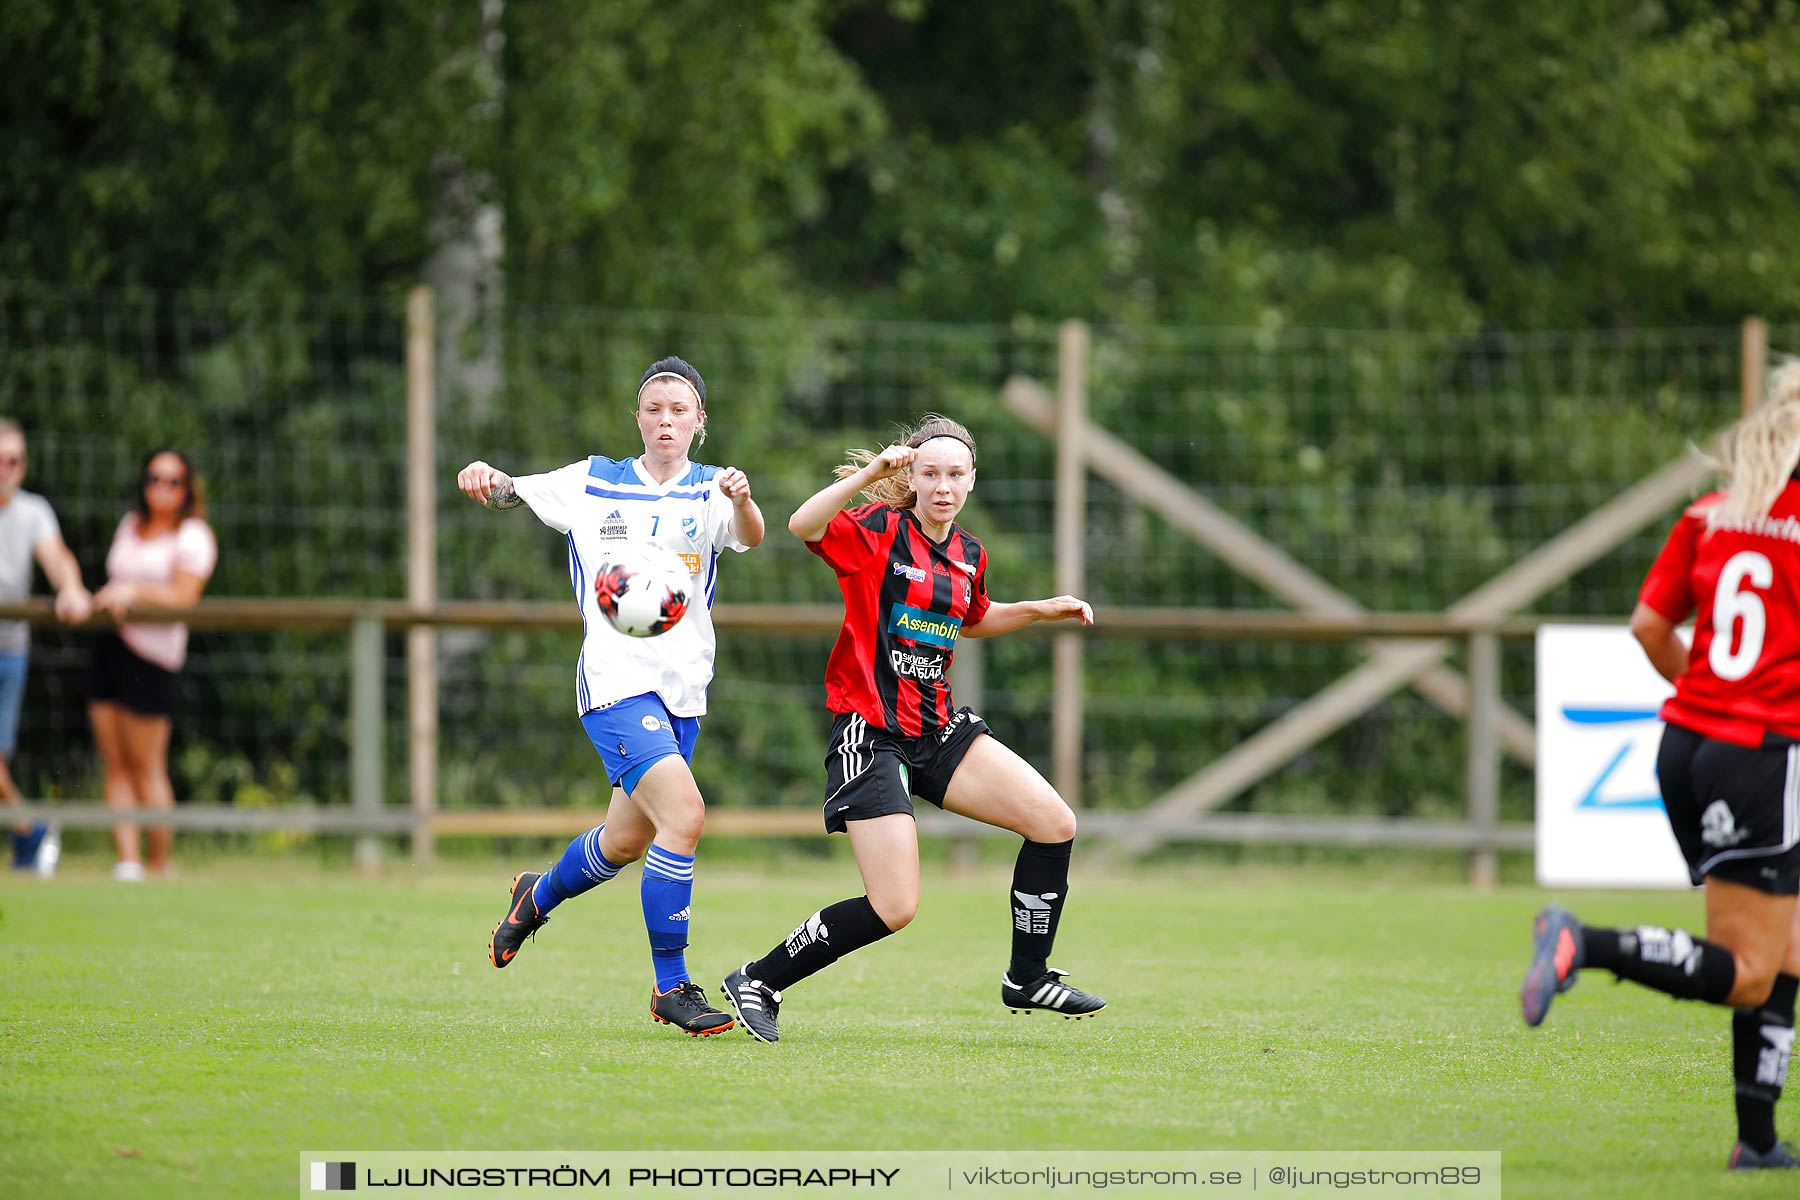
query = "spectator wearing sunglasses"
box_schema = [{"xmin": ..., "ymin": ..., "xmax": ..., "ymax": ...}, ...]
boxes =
[{"xmin": 89, "ymin": 448, "xmax": 216, "ymax": 881}]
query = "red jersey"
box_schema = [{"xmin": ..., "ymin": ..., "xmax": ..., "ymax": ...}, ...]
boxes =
[
  {"xmin": 1639, "ymin": 483, "xmax": 1800, "ymax": 746},
  {"xmin": 807, "ymin": 502, "xmax": 991, "ymax": 736}
]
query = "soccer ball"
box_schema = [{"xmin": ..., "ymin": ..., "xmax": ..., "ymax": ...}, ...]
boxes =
[{"xmin": 593, "ymin": 544, "xmax": 692, "ymax": 638}]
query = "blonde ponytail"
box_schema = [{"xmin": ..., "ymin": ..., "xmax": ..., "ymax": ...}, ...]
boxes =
[{"xmin": 1708, "ymin": 361, "xmax": 1800, "ymax": 528}]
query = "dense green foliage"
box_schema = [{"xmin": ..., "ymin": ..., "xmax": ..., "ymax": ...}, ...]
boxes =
[
  {"xmin": 5, "ymin": 3, "xmax": 1796, "ymax": 817},
  {"xmin": 6, "ymin": 0, "xmax": 1797, "ymax": 326},
  {"xmin": 0, "ymin": 866, "xmax": 1739, "ymax": 1198}
]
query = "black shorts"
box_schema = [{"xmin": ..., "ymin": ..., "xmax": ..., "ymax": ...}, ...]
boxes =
[
  {"xmin": 88, "ymin": 632, "xmax": 177, "ymax": 718},
  {"xmin": 1658, "ymin": 722, "xmax": 1800, "ymax": 895},
  {"xmin": 821, "ymin": 707, "xmax": 989, "ymax": 834}
]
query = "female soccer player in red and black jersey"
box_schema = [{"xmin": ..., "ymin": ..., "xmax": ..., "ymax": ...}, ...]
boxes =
[
  {"xmin": 718, "ymin": 415, "xmax": 1102, "ymax": 1042},
  {"xmin": 1522, "ymin": 365, "xmax": 1800, "ymax": 1171}
]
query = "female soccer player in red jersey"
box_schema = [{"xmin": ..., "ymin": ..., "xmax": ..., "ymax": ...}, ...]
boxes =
[
  {"xmin": 1522, "ymin": 364, "xmax": 1800, "ymax": 1171},
  {"xmin": 718, "ymin": 415, "xmax": 1102, "ymax": 1042}
]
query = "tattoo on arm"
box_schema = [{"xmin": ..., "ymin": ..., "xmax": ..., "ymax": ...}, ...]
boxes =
[{"xmin": 487, "ymin": 479, "xmax": 523, "ymax": 510}]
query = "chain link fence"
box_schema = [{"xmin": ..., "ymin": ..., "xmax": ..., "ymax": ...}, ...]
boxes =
[{"xmin": 3, "ymin": 279, "xmax": 1782, "ymax": 828}]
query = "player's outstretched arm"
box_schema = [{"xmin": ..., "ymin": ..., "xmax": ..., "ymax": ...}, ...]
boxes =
[
  {"xmin": 788, "ymin": 445, "xmax": 914, "ymax": 541},
  {"xmin": 716, "ymin": 466, "xmax": 765, "ymax": 548},
  {"xmin": 457, "ymin": 460, "xmax": 523, "ymax": 510},
  {"xmin": 962, "ymin": 596, "xmax": 1093, "ymax": 640}
]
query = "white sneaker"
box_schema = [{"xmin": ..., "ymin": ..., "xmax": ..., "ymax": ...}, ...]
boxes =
[
  {"xmin": 113, "ymin": 860, "xmax": 146, "ymax": 883},
  {"xmin": 33, "ymin": 826, "xmax": 59, "ymax": 877}
]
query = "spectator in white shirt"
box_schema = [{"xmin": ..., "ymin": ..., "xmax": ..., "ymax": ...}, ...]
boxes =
[{"xmin": 0, "ymin": 419, "xmax": 91, "ymax": 870}]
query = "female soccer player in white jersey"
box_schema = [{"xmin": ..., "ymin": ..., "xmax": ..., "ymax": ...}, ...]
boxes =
[
  {"xmin": 1521, "ymin": 363, "xmax": 1800, "ymax": 1170},
  {"xmin": 456, "ymin": 356, "xmax": 764, "ymax": 1037}
]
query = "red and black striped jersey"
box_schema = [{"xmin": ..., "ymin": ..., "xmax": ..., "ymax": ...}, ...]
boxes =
[{"xmin": 807, "ymin": 502, "xmax": 991, "ymax": 737}]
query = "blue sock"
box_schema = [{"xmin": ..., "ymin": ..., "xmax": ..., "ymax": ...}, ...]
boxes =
[
  {"xmin": 12, "ymin": 825, "xmax": 45, "ymax": 868},
  {"xmin": 641, "ymin": 844, "xmax": 695, "ymax": 992},
  {"xmin": 532, "ymin": 824, "xmax": 622, "ymax": 916}
]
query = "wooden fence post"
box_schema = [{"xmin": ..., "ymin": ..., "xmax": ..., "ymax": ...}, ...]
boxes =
[
  {"xmin": 350, "ymin": 613, "xmax": 385, "ymax": 873},
  {"xmin": 1743, "ymin": 317, "xmax": 1768, "ymax": 415},
  {"xmin": 1053, "ymin": 320, "xmax": 1089, "ymax": 808},
  {"xmin": 407, "ymin": 286, "xmax": 439, "ymax": 863},
  {"xmin": 1465, "ymin": 630, "xmax": 1500, "ymax": 888}
]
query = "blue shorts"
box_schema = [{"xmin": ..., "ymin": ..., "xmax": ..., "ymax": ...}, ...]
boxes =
[
  {"xmin": 0, "ymin": 652, "xmax": 26, "ymax": 756},
  {"xmin": 581, "ymin": 694, "xmax": 700, "ymax": 796}
]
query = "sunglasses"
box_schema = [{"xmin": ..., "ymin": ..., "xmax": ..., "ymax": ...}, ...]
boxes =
[{"xmin": 144, "ymin": 473, "xmax": 188, "ymax": 488}]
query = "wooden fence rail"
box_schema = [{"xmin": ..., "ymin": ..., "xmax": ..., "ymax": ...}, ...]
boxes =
[{"xmin": 2, "ymin": 597, "xmax": 1566, "ymax": 877}]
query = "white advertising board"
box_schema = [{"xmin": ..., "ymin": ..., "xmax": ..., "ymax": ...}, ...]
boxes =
[{"xmin": 1535, "ymin": 623, "xmax": 1691, "ymax": 888}]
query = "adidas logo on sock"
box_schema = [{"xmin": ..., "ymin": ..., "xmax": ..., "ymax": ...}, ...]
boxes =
[{"xmin": 668, "ymin": 907, "xmax": 691, "ymax": 922}]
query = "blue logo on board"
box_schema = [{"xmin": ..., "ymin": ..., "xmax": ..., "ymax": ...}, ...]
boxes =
[{"xmin": 1562, "ymin": 706, "xmax": 1666, "ymax": 811}]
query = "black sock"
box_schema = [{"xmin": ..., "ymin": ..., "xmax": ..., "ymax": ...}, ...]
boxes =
[
  {"xmin": 1009, "ymin": 838, "xmax": 1073, "ymax": 982},
  {"xmin": 745, "ymin": 896, "xmax": 895, "ymax": 992},
  {"xmin": 1734, "ymin": 973, "xmax": 1798, "ymax": 1154},
  {"xmin": 1578, "ymin": 923, "xmax": 1736, "ymax": 1003}
]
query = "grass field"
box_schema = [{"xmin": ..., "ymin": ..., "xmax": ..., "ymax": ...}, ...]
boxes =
[{"xmin": 1, "ymin": 857, "xmax": 1793, "ymax": 1198}]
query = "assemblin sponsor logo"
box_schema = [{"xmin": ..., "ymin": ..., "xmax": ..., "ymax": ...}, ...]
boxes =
[{"xmin": 888, "ymin": 604, "xmax": 960, "ymax": 647}]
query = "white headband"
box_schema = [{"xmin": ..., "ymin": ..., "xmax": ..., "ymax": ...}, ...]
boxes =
[{"xmin": 637, "ymin": 372, "xmax": 703, "ymax": 408}]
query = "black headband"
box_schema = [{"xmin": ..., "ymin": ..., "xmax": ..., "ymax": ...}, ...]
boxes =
[{"xmin": 914, "ymin": 432, "xmax": 975, "ymax": 459}]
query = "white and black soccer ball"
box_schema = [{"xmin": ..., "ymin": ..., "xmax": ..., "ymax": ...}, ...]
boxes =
[{"xmin": 593, "ymin": 544, "xmax": 693, "ymax": 638}]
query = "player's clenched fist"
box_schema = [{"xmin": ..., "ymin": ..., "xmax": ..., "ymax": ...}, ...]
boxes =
[
  {"xmin": 458, "ymin": 460, "xmax": 518, "ymax": 509},
  {"xmin": 866, "ymin": 444, "xmax": 915, "ymax": 479},
  {"xmin": 717, "ymin": 467, "xmax": 753, "ymax": 505}
]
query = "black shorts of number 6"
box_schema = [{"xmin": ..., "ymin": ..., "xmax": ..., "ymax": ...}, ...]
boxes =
[
  {"xmin": 1521, "ymin": 361, "xmax": 1800, "ymax": 1172},
  {"xmin": 717, "ymin": 414, "xmax": 1104, "ymax": 1045}
]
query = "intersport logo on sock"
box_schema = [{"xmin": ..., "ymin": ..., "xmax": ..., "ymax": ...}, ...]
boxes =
[{"xmin": 1013, "ymin": 890, "xmax": 1054, "ymax": 935}]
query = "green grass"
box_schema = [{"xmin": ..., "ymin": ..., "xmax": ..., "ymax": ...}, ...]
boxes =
[{"xmin": 0, "ymin": 859, "xmax": 1791, "ymax": 1198}]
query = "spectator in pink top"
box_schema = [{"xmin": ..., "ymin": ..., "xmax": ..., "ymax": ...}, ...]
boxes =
[{"xmin": 89, "ymin": 449, "xmax": 217, "ymax": 881}]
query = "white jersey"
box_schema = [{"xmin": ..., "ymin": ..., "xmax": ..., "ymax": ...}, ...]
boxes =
[{"xmin": 512, "ymin": 456, "xmax": 751, "ymax": 717}]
